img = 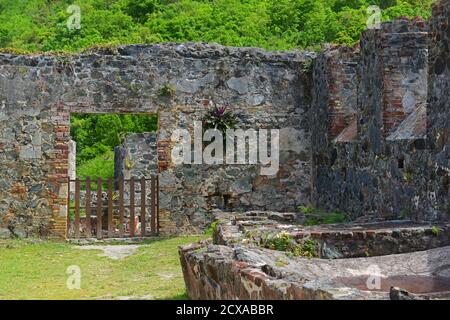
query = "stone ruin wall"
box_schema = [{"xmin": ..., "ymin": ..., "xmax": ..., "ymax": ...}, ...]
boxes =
[
  {"xmin": 0, "ymin": 44, "xmax": 313, "ymax": 238},
  {"xmin": 427, "ymin": 1, "xmax": 450, "ymax": 218},
  {"xmin": 114, "ymin": 132, "xmax": 158, "ymax": 182},
  {"xmin": 0, "ymin": 0, "xmax": 449, "ymax": 239},
  {"xmin": 113, "ymin": 132, "xmax": 157, "ymax": 209},
  {"xmin": 312, "ymin": 7, "xmax": 449, "ymax": 222}
]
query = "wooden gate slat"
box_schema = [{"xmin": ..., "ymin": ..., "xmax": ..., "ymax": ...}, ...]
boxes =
[
  {"xmin": 107, "ymin": 178, "xmax": 113, "ymax": 237},
  {"xmin": 74, "ymin": 179, "xmax": 80, "ymax": 239},
  {"xmin": 141, "ymin": 177, "xmax": 146, "ymax": 237},
  {"xmin": 65, "ymin": 175, "xmax": 158, "ymax": 239},
  {"xmin": 96, "ymin": 178, "xmax": 103, "ymax": 239},
  {"xmin": 130, "ymin": 177, "xmax": 135, "ymax": 237},
  {"xmin": 151, "ymin": 175, "xmax": 156, "ymax": 236},
  {"xmin": 85, "ymin": 177, "xmax": 91, "ymax": 237},
  {"xmin": 118, "ymin": 178, "xmax": 124, "ymax": 237}
]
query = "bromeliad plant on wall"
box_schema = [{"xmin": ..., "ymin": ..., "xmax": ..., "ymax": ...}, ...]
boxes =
[{"xmin": 202, "ymin": 105, "xmax": 239, "ymax": 133}]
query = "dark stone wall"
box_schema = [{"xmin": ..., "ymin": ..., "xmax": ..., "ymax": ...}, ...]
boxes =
[
  {"xmin": 427, "ymin": 0, "xmax": 450, "ymax": 220},
  {"xmin": 312, "ymin": 11, "xmax": 449, "ymax": 222}
]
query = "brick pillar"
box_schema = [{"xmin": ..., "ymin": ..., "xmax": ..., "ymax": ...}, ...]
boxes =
[
  {"xmin": 379, "ymin": 18, "xmax": 428, "ymax": 136},
  {"xmin": 312, "ymin": 45, "xmax": 359, "ymax": 143},
  {"xmin": 326, "ymin": 47, "xmax": 359, "ymax": 140},
  {"xmin": 47, "ymin": 105, "xmax": 71, "ymax": 238}
]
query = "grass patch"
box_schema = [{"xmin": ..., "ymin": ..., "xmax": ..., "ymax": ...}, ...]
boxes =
[
  {"xmin": 298, "ymin": 206, "xmax": 349, "ymax": 226},
  {"xmin": 0, "ymin": 236, "xmax": 206, "ymax": 300}
]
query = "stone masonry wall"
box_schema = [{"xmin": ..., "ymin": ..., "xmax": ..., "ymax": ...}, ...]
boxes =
[
  {"xmin": 427, "ymin": 1, "xmax": 450, "ymax": 220},
  {"xmin": 114, "ymin": 132, "xmax": 158, "ymax": 181},
  {"xmin": 312, "ymin": 14, "xmax": 449, "ymax": 222},
  {"xmin": 0, "ymin": 44, "xmax": 314, "ymax": 238},
  {"xmin": 114, "ymin": 132, "xmax": 157, "ymax": 207}
]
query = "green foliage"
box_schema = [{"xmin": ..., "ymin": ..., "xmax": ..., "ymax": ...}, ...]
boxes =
[
  {"xmin": 0, "ymin": 0, "xmax": 435, "ymax": 53},
  {"xmin": 71, "ymin": 113, "xmax": 158, "ymax": 166},
  {"xmin": 298, "ymin": 205, "xmax": 349, "ymax": 225},
  {"xmin": 202, "ymin": 105, "xmax": 239, "ymax": 133},
  {"xmin": 204, "ymin": 220, "xmax": 219, "ymax": 236},
  {"xmin": 275, "ymin": 259, "xmax": 288, "ymax": 267},
  {"xmin": 156, "ymin": 83, "xmax": 176, "ymax": 97},
  {"xmin": 71, "ymin": 113, "xmax": 157, "ymax": 185},
  {"xmin": 76, "ymin": 150, "xmax": 115, "ymax": 188},
  {"xmin": 431, "ymin": 226, "xmax": 440, "ymax": 237},
  {"xmin": 260, "ymin": 231, "xmax": 318, "ymax": 258}
]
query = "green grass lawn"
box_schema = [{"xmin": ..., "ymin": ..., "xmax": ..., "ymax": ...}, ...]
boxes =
[{"xmin": 0, "ymin": 236, "xmax": 206, "ymax": 300}]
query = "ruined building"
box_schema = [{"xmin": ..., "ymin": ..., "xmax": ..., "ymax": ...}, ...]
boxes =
[{"xmin": 0, "ymin": 0, "xmax": 449, "ymax": 240}]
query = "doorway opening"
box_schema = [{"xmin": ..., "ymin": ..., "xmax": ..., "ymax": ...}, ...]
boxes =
[{"xmin": 67, "ymin": 113, "xmax": 159, "ymax": 239}]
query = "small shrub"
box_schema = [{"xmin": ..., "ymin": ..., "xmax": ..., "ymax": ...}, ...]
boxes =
[
  {"xmin": 55, "ymin": 55, "xmax": 74, "ymax": 73},
  {"xmin": 157, "ymin": 84, "xmax": 176, "ymax": 97},
  {"xmin": 301, "ymin": 59, "xmax": 313, "ymax": 74},
  {"xmin": 124, "ymin": 157, "xmax": 135, "ymax": 170},
  {"xmin": 202, "ymin": 105, "xmax": 239, "ymax": 133},
  {"xmin": 260, "ymin": 231, "xmax": 318, "ymax": 258},
  {"xmin": 431, "ymin": 226, "xmax": 440, "ymax": 237},
  {"xmin": 261, "ymin": 231, "xmax": 292, "ymax": 251},
  {"xmin": 297, "ymin": 239, "xmax": 318, "ymax": 258},
  {"xmin": 84, "ymin": 43, "xmax": 120, "ymax": 55},
  {"xmin": 204, "ymin": 220, "xmax": 219, "ymax": 236},
  {"xmin": 298, "ymin": 205, "xmax": 316, "ymax": 215}
]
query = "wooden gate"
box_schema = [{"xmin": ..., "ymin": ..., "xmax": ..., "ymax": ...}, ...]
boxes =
[{"xmin": 67, "ymin": 175, "xmax": 159, "ymax": 239}]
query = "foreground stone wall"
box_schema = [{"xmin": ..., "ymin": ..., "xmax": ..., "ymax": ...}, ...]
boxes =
[
  {"xmin": 0, "ymin": 44, "xmax": 314, "ymax": 238},
  {"xmin": 180, "ymin": 211, "xmax": 450, "ymax": 300},
  {"xmin": 180, "ymin": 236, "xmax": 450, "ymax": 300},
  {"xmin": 312, "ymin": 12, "xmax": 449, "ymax": 222}
]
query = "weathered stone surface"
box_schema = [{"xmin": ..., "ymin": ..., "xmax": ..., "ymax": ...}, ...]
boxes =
[
  {"xmin": 181, "ymin": 210, "xmax": 450, "ymax": 300},
  {"xmin": 312, "ymin": 10, "xmax": 449, "ymax": 222},
  {"xmin": 0, "ymin": 227, "xmax": 11, "ymax": 239},
  {"xmin": 213, "ymin": 210, "xmax": 450, "ymax": 258},
  {"xmin": 115, "ymin": 132, "xmax": 158, "ymax": 180},
  {"xmin": 0, "ymin": 43, "xmax": 313, "ymax": 237},
  {"xmin": 180, "ymin": 241, "xmax": 450, "ymax": 300}
]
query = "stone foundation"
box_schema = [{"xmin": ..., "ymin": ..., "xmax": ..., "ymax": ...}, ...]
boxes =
[
  {"xmin": 213, "ymin": 211, "xmax": 450, "ymax": 259},
  {"xmin": 180, "ymin": 242, "xmax": 450, "ymax": 300},
  {"xmin": 180, "ymin": 211, "xmax": 450, "ymax": 300}
]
